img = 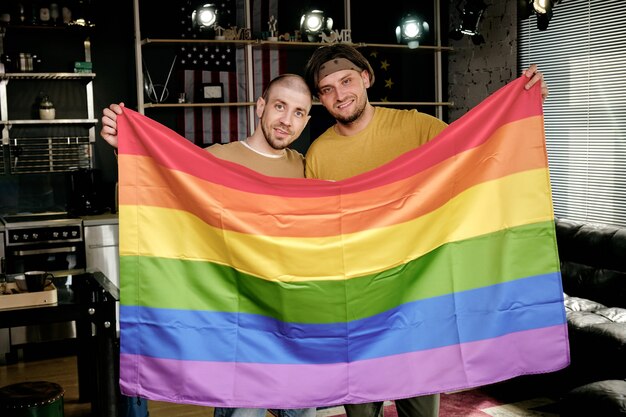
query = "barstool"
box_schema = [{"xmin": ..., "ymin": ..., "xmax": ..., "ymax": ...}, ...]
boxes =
[{"xmin": 0, "ymin": 381, "xmax": 65, "ymax": 417}]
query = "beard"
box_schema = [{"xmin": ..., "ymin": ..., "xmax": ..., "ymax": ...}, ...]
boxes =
[
  {"xmin": 261, "ymin": 121, "xmax": 291, "ymax": 150},
  {"xmin": 332, "ymin": 93, "xmax": 367, "ymax": 125}
]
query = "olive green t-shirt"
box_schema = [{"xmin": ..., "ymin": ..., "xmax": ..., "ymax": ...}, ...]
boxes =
[{"xmin": 305, "ymin": 107, "xmax": 448, "ymax": 181}]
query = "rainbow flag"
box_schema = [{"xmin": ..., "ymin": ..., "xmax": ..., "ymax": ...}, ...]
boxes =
[{"xmin": 117, "ymin": 76, "xmax": 569, "ymax": 408}]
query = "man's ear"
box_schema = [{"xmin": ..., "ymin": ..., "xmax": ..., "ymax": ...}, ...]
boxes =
[
  {"xmin": 256, "ymin": 96, "xmax": 266, "ymax": 118},
  {"xmin": 361, "ymin": 70, "xmax": 372, "ymax": 89}
]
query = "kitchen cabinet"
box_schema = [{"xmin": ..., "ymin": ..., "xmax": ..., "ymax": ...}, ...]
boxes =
[
  {"xmin": 132, "ymin": 0, "xmax": 451, "ymax": 140},
  {"xmin": 0, "ymin": 24, "xmax": 97, "ymax": 174}
]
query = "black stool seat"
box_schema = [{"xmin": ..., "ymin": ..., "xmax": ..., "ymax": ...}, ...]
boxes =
[{"xmin": 0, "ymin": 381, "xmax": 65, "ymax": 417}]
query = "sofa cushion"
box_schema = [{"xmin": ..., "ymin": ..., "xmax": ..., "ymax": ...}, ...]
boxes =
[
  {"xmin": 560, "ymin": 262, "xmax": 626, "ymax": 309},
  {"xmin": 556, "ymin": 219, "xmax": 626, "ymax": 272},
  {"xmin": 564, "ymin": 294, "xmax": 626, "ymax": 384},
  {"xmin": 564, "ymin": 294, "xmax": 607, "ymax": 313},
  {"xmin": 568, "ymin": 311, "xmax": 626, "ymax": 351},
  {"xmin": 560, "ymin": 380, "xmax": 626, "ymax": 417}
]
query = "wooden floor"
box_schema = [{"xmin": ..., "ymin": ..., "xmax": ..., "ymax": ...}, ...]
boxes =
[{"xmin": 0, "ymin": 354, "xmax": 218, "ymax": 417}]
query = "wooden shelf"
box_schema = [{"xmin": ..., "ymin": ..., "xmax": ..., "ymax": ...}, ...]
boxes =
[
  {"xmin": 133, "ymin": 0, "xmax": 450, "ymax": 133},
  {"xmin": 143, "ymin": 102, "xmax": 255, "ymax": 109},
  {"xmin": 1, "ymin": 24, "xmax": 94, "ymax": 33},
  {"xmin": 143, "ymin": 101, "xmax": 453, "ymax": 109},
  {"xmin": 1, "ymin": 119, "xmax": 98, "ymax": 125},
  {"xmin": 140, "ymin": 38, "xmax": 453, "ymax": 52},
  {"xmin": 0, "ymin": 73, "xmax": 95, "ymax": 80},
  {"xmin": 142, "ymin": 38, "xmax": 255, "ymax": 46},
  {"xmin": 368, "ymin": 101, "xmax": 454, "ymax": 106}
]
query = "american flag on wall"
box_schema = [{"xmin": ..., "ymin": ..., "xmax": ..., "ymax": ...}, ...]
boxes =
[
  {"xmin": 250, "ymin": 0, "xmax": 287, "ymax": 98},
  {"xmin": 176, "ymin": 0, "xmax": 286, "ymax": 146}
]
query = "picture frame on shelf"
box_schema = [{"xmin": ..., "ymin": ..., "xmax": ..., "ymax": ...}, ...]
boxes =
[{"xmin": 199, "ymin": 82, "xmax": 224, "ymax": 103}]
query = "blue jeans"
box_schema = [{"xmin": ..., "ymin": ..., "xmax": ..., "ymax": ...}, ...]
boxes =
[
  {"xmin": 214, "ymin": 407, "xmax": 316, "ymax": 417},
  {"xmin": 344, "ymin": 394, "xmax": 440, "ymax": 417},
  {"xmin": 120, "ymin": 396, "xmax": 149, "ymax": 417}
]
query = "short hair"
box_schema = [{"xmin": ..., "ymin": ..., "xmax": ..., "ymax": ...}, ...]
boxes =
[
  {"xmin": 262, "ymin": 73, "xmax": 312, "ymax": 104},
  {"xmin": 304, "ymin": 44, "xmax": 375, "ymax": 94}
]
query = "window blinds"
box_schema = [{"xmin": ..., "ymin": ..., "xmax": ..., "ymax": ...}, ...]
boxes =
[{"xmin": 518, "ymin": 0, "xmax": 626, "ymax": 227}]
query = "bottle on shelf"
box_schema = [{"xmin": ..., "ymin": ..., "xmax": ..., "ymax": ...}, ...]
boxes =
[
  {"xmin": 14, "ymin": 2, "xmax": 26, "ymax": 24},
  {"xmin": 50, "ymin": 3, "xmax": 60, "ymax": 25},
  {"xmin": 0, "ymin": 5, "xmax": 10, "ymax": 24},
  {"xmin": 39, "ymin": 3, "xmax": 51, "ymax": 25},
  {"xmin": 29, "ymin": 1, "xmax": 39, "ymax": 25},
  {"xmin": 17, "ymin": 52, "xmax": 33, "ymax": 71},
  {"xmin": 61, "ymin": 4, "xmax": 72, "ymax": 25},
  {"xmin": 39, "ymin": 93, "xmax": 56, "ymax": 120}
]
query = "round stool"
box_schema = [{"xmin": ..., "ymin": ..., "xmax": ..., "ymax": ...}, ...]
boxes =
[{"xmin": 0, "ymin": 381, "xmax": 65, "ymax": 417}]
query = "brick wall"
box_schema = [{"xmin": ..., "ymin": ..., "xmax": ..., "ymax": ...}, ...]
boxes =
[{"xmin": 447, "ymin": 0, "xmax": 518, "ymax": 122}]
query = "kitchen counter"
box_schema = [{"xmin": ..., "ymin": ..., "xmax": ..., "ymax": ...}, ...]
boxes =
[
  {"xmin": 0, "ymin": 212, "xmax": 118, "ymax": 232},
  {"xmin": 81, "ymin": 212, "xmax": 119, "ymax": 226}
]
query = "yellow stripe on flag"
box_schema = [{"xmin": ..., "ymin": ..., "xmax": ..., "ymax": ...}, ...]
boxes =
[{"xmin": 120, "ymin": 168, "xmax": 552, "ymax": 281}]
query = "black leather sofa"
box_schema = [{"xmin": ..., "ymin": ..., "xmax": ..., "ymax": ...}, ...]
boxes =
[
  {"xmin": 486, "ymin": 218, "xmax": 626, "ymax": 415},
  {"xmin": 552, "ymin": 219, "xmax": 626, "ymax": 415},
  {"xmin": 556, "ymin": 219, "xmax": 626, "ymax": 386}
]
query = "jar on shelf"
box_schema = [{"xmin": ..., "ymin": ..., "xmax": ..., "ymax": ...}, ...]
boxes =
[
  {"xmin": 18, "ymin": 53, "xmax": 33, "ymax": 72},
  {"xmin": 39, "ymin": 95, "xmax": 56, "ymax": 120}
]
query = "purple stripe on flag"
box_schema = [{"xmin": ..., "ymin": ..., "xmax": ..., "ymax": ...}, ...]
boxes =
[{"xmin": 119, "ymin": 325, "xmax": 569, "ymax": 408}]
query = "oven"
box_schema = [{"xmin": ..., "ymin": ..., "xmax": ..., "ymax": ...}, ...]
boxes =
[
  {"xmin": 1, "ymin": 212, "xmax": 86, "ymax": 277},
  {"xmin": 0, "ymin": 212, "xmax": 86, "ymax": 361}
]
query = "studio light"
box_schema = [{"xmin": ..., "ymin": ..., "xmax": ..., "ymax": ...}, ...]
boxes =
[
  {"xmin": 532, "ymin": 0, "xmax": 549, "ymax": 14},
  {"xmin": 519, "ymin": 0, "xmax": 562, "ymax": 31},
  {"xmin": 395, "ymin": 14, "xmax": 429, "ymax": 49},
  {"xmin": 300, "ymin": 10, "xmax": 333, "ymax": 42},
  {"xmin": 192, "ymin": 3, "xmax": 218, "ymax": 32},
  {"xmin": 449, "ymin": 0, "xmax": 487, "ymax": 45}
]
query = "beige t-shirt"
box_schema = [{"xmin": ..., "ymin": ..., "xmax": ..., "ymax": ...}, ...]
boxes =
[
  {"xmin": 305, "ymin": 107, "xmax": 448, "ymax": 181},
  {"xmin": 206, "ymin": 141, "xmax": 305, "ymax": 178}
]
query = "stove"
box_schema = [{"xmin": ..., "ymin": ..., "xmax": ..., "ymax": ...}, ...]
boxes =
[
  {"xmin": 1, "ymin": 212, "xmax": 85, "ymax": 276},
  {"xmin": 0, "ymin": 212, "xmax": 86, "ymax": 360},
  {"xmin": 1, "ymin": 212, "xmax": 83, "ymax": 247},
  {"xmin": 1, "ymin": 212, "xmax": 78, "ymax": 224}
]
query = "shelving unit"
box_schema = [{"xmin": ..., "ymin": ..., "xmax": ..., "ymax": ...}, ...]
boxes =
[
  {"xmin": 133, "ymin": 0, "xmax": 451, "ymax": 137},
  {"xmin": 0, "ymin": 29, "xmax": 97, "ymax": 174},
  {"xmin": 0, "ymin": 73, "xmax": 97, "ymax": 127}
]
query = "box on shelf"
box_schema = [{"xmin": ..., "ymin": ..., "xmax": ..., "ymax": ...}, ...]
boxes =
[{"xmin": 74, "ymin": 61, "xmax": 93, "ymax": 73}]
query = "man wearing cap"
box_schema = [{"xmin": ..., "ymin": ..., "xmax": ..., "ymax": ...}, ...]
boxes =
[{"xmin": 302, "ymin": 44, "xmax": 549, "ymax": 417}]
